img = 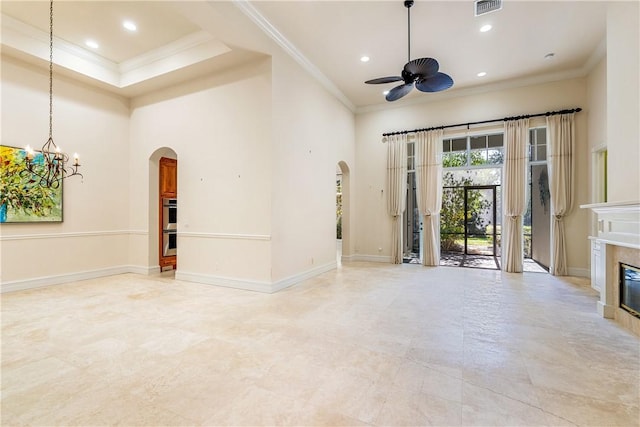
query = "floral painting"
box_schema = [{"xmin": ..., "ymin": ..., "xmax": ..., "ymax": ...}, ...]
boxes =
[{"xmin": 0, "ymin": 145, "xmax": 62, "ymax": 222}]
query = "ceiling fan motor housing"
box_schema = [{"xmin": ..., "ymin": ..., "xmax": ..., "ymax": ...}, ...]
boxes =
[{"xmin": 401, "ymin": 69, "xmax": 414, "ymax": 83}]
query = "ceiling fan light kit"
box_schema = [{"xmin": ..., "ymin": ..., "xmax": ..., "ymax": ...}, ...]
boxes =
[{"xmin": 365, "ymin": 0, "xmax": 454, "ymax": 102}]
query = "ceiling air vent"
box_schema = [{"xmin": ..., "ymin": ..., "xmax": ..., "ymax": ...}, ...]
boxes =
[{"xmin": 474, "ymin": 0, "xmax": 502, "ymax": 16}]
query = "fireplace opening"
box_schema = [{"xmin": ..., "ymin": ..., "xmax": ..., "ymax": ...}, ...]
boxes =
[{"xmin": 620, "ymin": 263, "xmax": 640, "ymax": 318}]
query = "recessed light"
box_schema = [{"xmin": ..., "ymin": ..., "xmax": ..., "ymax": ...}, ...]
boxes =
[
  {"xmin": 85, "ymin": 40, "xmax": 99, "ymax": 49},
  {"xmin": 383, "ymin": 90, "xmax": 390, "ymax": 95},
  {"xmin": 123, "ymin": 20, "xmax": 137, "ymax": 32},
  {"xmin": 360, "ymin": 56, "xmax": 370, "ymax": 63},
  {"xmin": 480, "ymin": 24, "xmax": 492, "ymax": 33},
  {"xmin": 477, "ymin": 71, "xmax": 487, "ymax": 77},
  {"xmin": 544, "ymin": 52, "xmax": 555, "ymax": 60}
]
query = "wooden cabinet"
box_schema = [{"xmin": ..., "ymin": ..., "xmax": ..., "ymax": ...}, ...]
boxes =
[
  {"xmin": 159, "ymin": 157, "xmax": 177, "ymax": 269},
  {"xmin": 159, "ymin": 157, "xmax": 177, "ymax": 197}
]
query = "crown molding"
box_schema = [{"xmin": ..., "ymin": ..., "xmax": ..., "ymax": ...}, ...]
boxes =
[
  {"xmin": 119, "ymin": 31, "xmax": 220, "ymax": 74},
  {"xmin": 355, "ymin": 67, "xmax": 588, "ymax": 115},
  {"xmin": 1, "ymin": 13, "xmax": 232, "ymax": 93},
  {"xmin": 232, "ymin": 0, "xmax": 355, "ymax": 113},
  {"xmin": 118, "ymin": 35, "xmax": 231, "ymax": 88},
  {"xmin": 1, "ymin": 13, "xmax": 120, "ymax": 85},
  {"xmin": 1, "ymin": 14, "xmax": 117, "ymax": 71}
]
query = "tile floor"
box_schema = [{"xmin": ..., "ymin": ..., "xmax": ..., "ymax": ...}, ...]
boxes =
[
  {"xmin": 438, "ymin": 253, "xmax": 548, "ymax": 273},
  {"xmin": 2, "ymin": 263, "xmax": 639, "ymax": 426}
]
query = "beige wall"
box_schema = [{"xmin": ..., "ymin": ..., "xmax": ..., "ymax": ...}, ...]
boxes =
[
  {"xmin": 586, "ymin": 57, "xmax": 607, "ymax": 234},
  {"xmin": 0, "ymin": 2, "xmax": 357, "ymax": 292},
  {"xmin": 126, "ymin": 0, "xmax": 357, "ymax": 290},
  {"xmin": 606, "ymin": 2, "xmax": 640, "ymax": 202},
  {"xmin": 0, "ymin": 55, "xmax": 131, "ymax": 288},
  {"xmin": 0, "ymin": 51, "xmax": 355, "ymax": 292},
  {"xmin": 587, "ymin": 58, "xmax": 607, "ymax": 153},
  {"xmin": 127, "ymin": 50, "xmax": 356, "ymax": 290},
  {"xmin": 129, "ymin": 59, "xmax": 274, "ymax": 288},
  {"xmin": 354, "ymin": 78, "xmax": 591, "ymax": 275},
  {"xmin": 270, "ymin": 51, "xmax": 356, "ymax": 284}
]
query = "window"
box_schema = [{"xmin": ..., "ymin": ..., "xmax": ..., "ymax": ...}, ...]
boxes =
[
  {"xmin": 443, "ymin": 133, "xmax": 503, "ymax": 168},
  {"xmin": 442, "ymin": 137, "xmax": 467, "ymax": 167},
  {"xmin": 407, "ymin": 140, "xmax": 415, "ymax": 172},
  {"xmin": 529, "ymin": 128, "xmax": 547, "ymax": 162}
]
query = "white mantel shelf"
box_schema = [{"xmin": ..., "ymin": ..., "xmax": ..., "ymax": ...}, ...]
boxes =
[
  {"xmin": 581, "ymin": 201, "xmax": 640, "ymax": 250},
  {"xmin": 588, "ymin": 236, "xmax": 640, "ymax": 250},
  {"xmin": 581, "ymin": 200, "xmax": 640, "ymax": 213}
]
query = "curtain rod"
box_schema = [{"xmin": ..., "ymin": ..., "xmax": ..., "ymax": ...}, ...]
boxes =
[{"xmin": 382, "ymin": 107, "xmax": 582, "ymax": 137}]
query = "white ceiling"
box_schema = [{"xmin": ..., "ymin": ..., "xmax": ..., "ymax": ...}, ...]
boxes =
[
  {"xmin": 0, "ymin": 1, "xmax": 608, "ymax": 110},
  {"xmin": 1, "ymin": 1, "xmax": 200, "ymax": 63}
]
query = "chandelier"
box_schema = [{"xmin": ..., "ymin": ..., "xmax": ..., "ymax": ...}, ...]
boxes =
[{"xmin": 23, "ymin": 0, "xmax": 82, "ymax": 189}]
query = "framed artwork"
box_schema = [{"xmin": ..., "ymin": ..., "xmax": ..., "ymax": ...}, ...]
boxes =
[{"xmin": 0, "ymin": 145, "xmax": 63, "ymax": 223}]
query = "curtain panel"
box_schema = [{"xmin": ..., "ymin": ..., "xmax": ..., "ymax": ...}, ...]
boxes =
[
  {"xmin": 502, "ymin": 118, "xmax": 530, "ymax": 273},
  {"xmin": 547, "ymin": 113, "xmax": 575, "ymax": 276},
  {"xmin": 415, "ymin": 129, "xmax": 444, "ymax": 266},
  {"xmin": 386, "ymin": 134, "xmax": 408, "ymax": 264}
]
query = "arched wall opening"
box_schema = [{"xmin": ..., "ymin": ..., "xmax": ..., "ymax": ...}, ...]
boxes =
[
  {"xmin": 149, "ymin": 147, "xmax": 178, "ymax": 268},
  {"xmin": 337, "ymin": 161, "xmax": 351, "ymax": 263}
]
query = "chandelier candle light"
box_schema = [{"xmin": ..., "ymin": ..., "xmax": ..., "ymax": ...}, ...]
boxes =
[{"xmin": 24, "ymin": 0, "xmax": 82, "ymax": 189}]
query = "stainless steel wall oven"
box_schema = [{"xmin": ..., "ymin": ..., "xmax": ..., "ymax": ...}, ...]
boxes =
[{"xmin": 162, "ymin": 198, "xmax": 177, "ymax": 256}]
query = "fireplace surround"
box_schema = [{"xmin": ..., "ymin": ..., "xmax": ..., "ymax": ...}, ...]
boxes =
[{"xmin": 582, "ymin": 201, "xmax": 640, "ymax": 335}]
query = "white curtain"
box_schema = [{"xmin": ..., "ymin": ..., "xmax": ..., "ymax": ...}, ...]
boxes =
[
  {"xmin": 415, "ymin": 129, "xmax": 444, "ymax": 266},
  {"xmin": 502, "ymin": 118, "xmax": 530, "ymax": 273},
  {"xmin": 387, "ymin": 134, "xmax": 408, "ymax": 264},
  {"xmin": 547, "ymin": 113, "xmax": 575, "ymax": 276}
]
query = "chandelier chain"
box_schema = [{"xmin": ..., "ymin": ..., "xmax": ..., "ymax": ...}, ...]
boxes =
[
  {"xmin": 49, "ymin": 0, "xmax": 53, "ymax": 138},
  {"xmin": 22, "ymin": 0, "xmax": 83, "ymax": 188}
]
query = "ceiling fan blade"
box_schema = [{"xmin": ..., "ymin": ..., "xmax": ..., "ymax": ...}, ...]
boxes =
[
  {"xmin": 386, "ymin": 83, "xmax": 414, "ymax": 101},
  {"xmin": 415, "ymin": 73, "xmax": 454, "ymax": 93},
  {"xmin": 365, "ymin": 76, "xmax": 403, "ymax": 84},
  {"xmin": 404, "ymin": 57, "xmax": 439, "ymax": 78}
]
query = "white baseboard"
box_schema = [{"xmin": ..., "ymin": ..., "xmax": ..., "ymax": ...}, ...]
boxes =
[
  {"xmin": 341, "ymin": 254, "xmax": 355, "ymax": 263},
  {"xmin": 130, "ymin": 265, "xmax": 162, "ymax": 275},
  {"xmin": 177, "ymin": 261, "xmax": 337, "ymax": 294},
  {"xmin": 348, "ymin": 254, "xmax": 392, "ymax": 263},
  {"xmin": 0, "ymin": 265, "xmax": 156, "ymax": 293},
  {"xmin": 2, "ymin": 261, "xmax": 338, "ymax": 295},
  {"xmin": 597, "ymin": 301, "xmax": 616, "ymax": 319},
  {"xmin": 568, "ymin": 267, "xmax": 590, "ymax": 278},
  {"xmin": 175, "ymin": 271, "xmax": 272, "ymax": 293},
  {"xmin": 271, "ymin": 261, "xmax": 336, "ymax": 292}
]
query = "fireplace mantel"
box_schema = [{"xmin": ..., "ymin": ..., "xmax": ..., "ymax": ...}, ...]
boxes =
[
  {"xmin": 581, "ymin": 201, "xmax": 640, "ymax": 249},
  {"xmin": 581, "ymin": 201, "xmax": 640, "ymax": 335}
]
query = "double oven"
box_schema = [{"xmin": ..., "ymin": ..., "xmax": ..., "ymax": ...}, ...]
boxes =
[{"xmin": 162, "ymin": 198, "xmax": 177, "ymax": 257}]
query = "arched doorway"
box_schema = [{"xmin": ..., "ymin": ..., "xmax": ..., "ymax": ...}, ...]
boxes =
[
  {"xmin": 149, "ymin": 148, "xmax": 178, "ymax": 271},
  {"xmin": 336, "ymin": 161, "xmax": 351, "ymax": 265}
]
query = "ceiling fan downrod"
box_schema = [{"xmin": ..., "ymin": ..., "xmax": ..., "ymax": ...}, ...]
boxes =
[{"xmin": 406, "ymin": 0, "xmax": 413, "ymax": 63}]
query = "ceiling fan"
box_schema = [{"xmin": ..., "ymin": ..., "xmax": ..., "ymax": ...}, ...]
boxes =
[{"xmin": 365, "ymin": 0, "xmax": 454, "ymax": 102}]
